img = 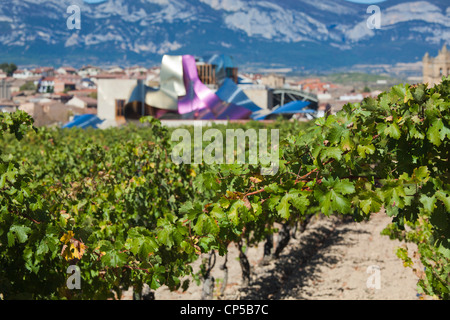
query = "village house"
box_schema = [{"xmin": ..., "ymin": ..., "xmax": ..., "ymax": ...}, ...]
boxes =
[
  {"xmin": 146, "ymin": 67, "xmax": 160, "ymax": 87},
  {"xmin": 78, "ymin": 65, "xmax": 103, "ymax": 78},
  {"xmin": 238, "ymin": 73, "xmax": 262, "ymax": 85},
  {"xmin": 35, "ymin": 77, "xmax": 55, "ymax": 93},
  {"xmin": 13, "ymin": 69, "xmax": 33, "ymax": 79},
  {"xmin": 50, "ymin": 92, "xmax": 73, "ymax": 104},
  {"xmin": 106, "ymin": 66, "xmax": 125, "ymax": 74},
  {"xmin": 19, "ymin": 100, "xmax": 88, "ymax": 127},
  {"xmin": 33, "ymin": 67, "xmax": 55, "ymax": 78},
  {"xmin": 291, "ymin": 78, "xmax": 337, "ymax": 94},
  {"xmin": 9, "ymin": 79, "xmax": 28, "ymax": 94},
  {"xmin": 66, "ymin": 95, "xmax": 97, "ymax": 110},
  {"xmin": 56, "ymin": 66, "xmax": 78, "ymax": 75},
  {"xmin": 0, "ymin": 99, "xmax": 19, "ymax": 113},
  {"xmin": 80, "ymin": 78, "xmax": 96, "ymax": 89},
  {"xmin": 53, "ymin": 74, "xmax": 82, "ymax": 93},
  {"xmin": 260, "ymin": 74, "xmax": 285, "ymax": 88},
  {"xmin": 90, "ymin": 72, "xmax": 129, "ymax": 85},
  {"xmin": 125, "ymin": 66, "xmax": 148, "ymax": 76},
  {"xmin": 67, "ymin": 88, "xmax": 97, "ymax": 97}
]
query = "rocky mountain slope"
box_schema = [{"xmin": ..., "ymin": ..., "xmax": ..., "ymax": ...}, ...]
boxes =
[{"xmin": 0, "ymin": 0, "xmax": 448, "ymax": 72}]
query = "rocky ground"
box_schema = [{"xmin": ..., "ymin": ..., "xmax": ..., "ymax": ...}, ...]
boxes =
[{"xmin": 123, "ymin": 211, "xmax": 429, "ymax": 300}]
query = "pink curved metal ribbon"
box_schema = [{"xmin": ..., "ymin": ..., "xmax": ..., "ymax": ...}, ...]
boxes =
[
  {"xmin": 178, "ymin": 55, "xmax": 222, "ymax": 114},
  {"xmin": 178, "ymin": 55, "xmax": 251, "ymax": 120}
]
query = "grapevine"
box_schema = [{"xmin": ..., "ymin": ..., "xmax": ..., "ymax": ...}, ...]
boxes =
[{"xmin": 0, "ymin": 77, "xmax": 449, "ymax": 299}]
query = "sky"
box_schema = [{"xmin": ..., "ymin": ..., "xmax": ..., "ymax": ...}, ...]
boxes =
[
  {"xmin": 83, "ymin": 0, "xmax": 388, "ymax": 3},
  {"xmin": 345, "ymin": 0, "xmax": 387, "ymax": 3}
]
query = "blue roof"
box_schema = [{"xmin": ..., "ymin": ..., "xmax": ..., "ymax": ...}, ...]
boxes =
[
  {"xmin": 251, "ymin": 100, "xmax": 312, "ymax": 120},
  {"xmin": 271, "ymin": 100, "xmax": 312, "ymax": 114},
  {"xmin": 207, "ymin": 54, "xmax": 236, "ymax": 70},
  {"xmin": 62, "ymin": 114, "xmax": 104, "ymax": 129},
  {"xmin": 127, "ymin": 82, "xmax": 155, "ymax": 104},
  {"xmin": 205, "ymin": 54, "xmax": 236, "ymax": 85},
  {"xmin": 215, "ymin": 78, "xmax": 262, "ymax": 112}
]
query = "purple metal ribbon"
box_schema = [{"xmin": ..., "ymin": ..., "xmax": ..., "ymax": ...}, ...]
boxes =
[{"xmin": 178, "ymin": 55, "xmax": 251, "ymax": 120}]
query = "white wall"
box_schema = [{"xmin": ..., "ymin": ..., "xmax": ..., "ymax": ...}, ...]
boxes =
[{"xmin": 97, "ymin": 79, "xmax": 139, "ymax": 122}]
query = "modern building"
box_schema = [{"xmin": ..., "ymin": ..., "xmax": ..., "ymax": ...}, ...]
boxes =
[
  {"xmin": 196, "ymin": 62, "xmax": 217, "ymax": 86},
  {"xmin": 423, "ymin": 44, "xmax": 450, "ymax": 86},
  {"xmin": 97, "ymin": 78, "xmax": 145, "ymax": 126},
  {"xmin": 94, "ymin": 54, "xmax": 319, "ymax": 127}
]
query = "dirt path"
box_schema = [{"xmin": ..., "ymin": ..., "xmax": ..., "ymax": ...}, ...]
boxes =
[{"xmin": 146, "ymin": 211, "xmax": 427, "ymax": 300}]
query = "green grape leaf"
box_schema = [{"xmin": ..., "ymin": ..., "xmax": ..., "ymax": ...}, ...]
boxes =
[
  {"xmin": 357, "ymin": 144, "xmax": 375, "ymax": 159},
  {"xmin": 360, "ymin": 196, "xmax": 382, "ymax": 214},
  {"xmin": 101, "ymin": 251, "xmax": 128, "ymax": 268},
  {"xmin": 333, "ymin": 179, "xmax": 356, "ymax": 195},
  {"xmin": 8, "ymin": 225, "xmax": 31, "ymax": 246},
  {"xmin": 436, "ymin": 190, "xmax": 450, "ymax": 212},
  {"xmin": 228, "ymin": 200, "xmax": 245, "ymax": 225},
  {"xmin": 384, "ymin": 123, "xmax": 402, "ymax": 140},
  {"xmin": 427, "ymin": 118, "xmax": 444, "ymax": 146},
  {"xmin": 289, "ymin": 190, "xmax": 310, "ymax": 214},
  {"xmin": 138, "ymin": 238, "xmax": 158, "ymax": 260},
  {"xmin": 420, "ymin": 195, "xmax": 436, "ymax": 213},
  {"xmin": 277, "ymin": 194, "xmax": 291, "ymax": 220},
  {"xmin": 320, "ymin": 147, "xmax": 343, "ymax": 161}
]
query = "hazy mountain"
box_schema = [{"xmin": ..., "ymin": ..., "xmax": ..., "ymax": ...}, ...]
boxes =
[{"xmin": 0, "ymin": 0, "xmax": 449, "ymax": 74}]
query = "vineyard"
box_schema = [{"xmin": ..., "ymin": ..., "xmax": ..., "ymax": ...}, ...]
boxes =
[{"xmin": 0, "ymin": 78, "xmax": 449, "ymax": 300}]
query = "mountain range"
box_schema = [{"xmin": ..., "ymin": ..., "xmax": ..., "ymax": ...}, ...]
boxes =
[{"xmin": 0, "ymin": 0, "xmax": 449, "ymax": 75}]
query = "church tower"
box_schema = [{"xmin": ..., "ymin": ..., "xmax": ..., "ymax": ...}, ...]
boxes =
[{"xmin": 423, "ymin": 44, "xmax": 450, "ymax": 86}]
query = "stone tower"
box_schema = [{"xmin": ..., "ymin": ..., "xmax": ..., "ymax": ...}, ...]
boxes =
[{"xmin": 423, "ymin": 44, "xmax": 450, "ymax": 86}]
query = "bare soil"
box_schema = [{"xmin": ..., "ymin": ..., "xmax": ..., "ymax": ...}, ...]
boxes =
[{"xmin": 124, "ymin": 211, "xmax": 429, "ymax": 300}]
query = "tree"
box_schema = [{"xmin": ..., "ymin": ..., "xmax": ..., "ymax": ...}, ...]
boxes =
[
  {"xmin": 0, "ymin": 63, "xmax": 18, "ymax": 77},
  {"xmin": 19, "ymin": 81, "xmax": 37, "ymax": 92},
  {"xmin": 88, "ymin": 91, "xmax": 98, "ymax": 100}
]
